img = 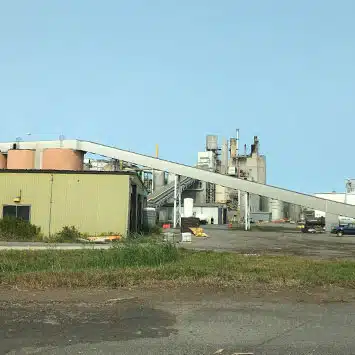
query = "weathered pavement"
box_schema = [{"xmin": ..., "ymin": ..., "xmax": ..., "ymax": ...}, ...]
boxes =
[
  {"xmin": 2, "ymin": 224, "xmax": 355, "ymax": 259},
  {"xmin": 2, "ymin": 287, "xmax": 355, "ymax": 354},
  {"xmin": 181, "ymin": 224, "xmax": 355, "ymax": 259}
]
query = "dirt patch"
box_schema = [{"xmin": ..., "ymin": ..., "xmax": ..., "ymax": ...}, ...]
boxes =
[{"xmin": 0, "ymin": 292, "xmax": 176, "ymax": 354}]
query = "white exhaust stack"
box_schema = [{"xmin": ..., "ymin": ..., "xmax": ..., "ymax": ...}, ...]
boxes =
[{"xmin": 236, "ymin": 129, "xmax": 239, "ymax": 157}]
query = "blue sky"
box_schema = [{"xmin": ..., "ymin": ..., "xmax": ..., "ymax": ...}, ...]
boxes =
[{"xmin": 0, "ymin": 0, "xmax": 354, "ymax": 193}]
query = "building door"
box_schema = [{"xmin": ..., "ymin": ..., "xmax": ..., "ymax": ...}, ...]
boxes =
[
  {"xmin": 223, "ymin": 208, "xmax": 227, "ymax": 224},
  {"xmin": 137, "ymin": 195, "xmax": 142, "ymax": 232},
  {"xmin": 130, "ymin": 185, "xmax": 137, "ymax": 233}
]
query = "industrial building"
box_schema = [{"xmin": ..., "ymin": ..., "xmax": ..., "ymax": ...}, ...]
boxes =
[
  {"xmin": 312, "ymin": 180, "xmax": 355, "ymax": 223},
  {"xmin": 83, "ymin": 134, "xmax": 301, "ymax": 224},
  {"xmin": 1, "ymin": 138, "xmax": 354, "ymax": 232},
  {"xmin": 0, "ymin": 147, "xmax": 146, "ymax": 236},
  {"xmin": 147, "ymin": 133, "xmax": 270, "ymax": 224}
]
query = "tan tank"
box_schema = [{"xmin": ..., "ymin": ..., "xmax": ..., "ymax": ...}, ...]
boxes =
[
  {"xmin": 0, "ymin": 153, "xmax": 7, "ymax": 169},
  {"xmin": 7, "ymin": 149, "xmax": 35, "ymax": 169},
  {"xmin": 42, "ymin": 149, "xmax": 84, "ymax": 170}
]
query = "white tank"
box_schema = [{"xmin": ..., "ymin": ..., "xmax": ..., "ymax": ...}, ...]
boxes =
[
  {"xmin": 260, "ymin": 196, "xmax": 270, "ymax": 212},
  {"xmin": 183, "ymin": 198, "xmax": 194, "ymax": 218},
  {"xmin": 271, "ymin": 199, "xmax": 284, "ymax": 221},
  {"xmin": 215, "ymin": 185, "xmax": 228, "ymax": 203}
]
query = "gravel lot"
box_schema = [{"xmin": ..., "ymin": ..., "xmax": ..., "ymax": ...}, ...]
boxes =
[{"xmin": 181, "ymin": 224, "xmax": 355, "ymax": 259}]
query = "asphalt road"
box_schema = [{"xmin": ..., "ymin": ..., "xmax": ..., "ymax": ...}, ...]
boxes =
[{"xmin": 1, "ymin": 287, "xmax": 355, "ymax": 354}]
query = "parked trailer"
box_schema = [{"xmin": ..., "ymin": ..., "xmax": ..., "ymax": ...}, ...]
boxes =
[{"xmin": 300, "ymin": 217, "xmax": 325, "ymax": 233}]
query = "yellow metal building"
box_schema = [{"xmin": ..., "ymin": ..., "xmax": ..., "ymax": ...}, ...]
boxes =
[{"xmin": 0, "ymin": 170, "xmax": 147, "ymax": 236}]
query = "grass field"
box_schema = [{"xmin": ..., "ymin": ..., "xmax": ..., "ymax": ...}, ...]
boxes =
[{"xmin": 1, "ymin": 243, "xmax": 355, "ymax": 289}]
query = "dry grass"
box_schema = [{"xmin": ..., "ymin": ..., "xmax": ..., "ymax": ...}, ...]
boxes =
[{"xmin": 1, "ymin": 246, "xmax": 355, "ymax": 289}]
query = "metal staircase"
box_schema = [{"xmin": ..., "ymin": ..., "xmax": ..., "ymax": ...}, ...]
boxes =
[{"xmin": 147, "ymin": 176, "xmax": 196, "ymax": 207}]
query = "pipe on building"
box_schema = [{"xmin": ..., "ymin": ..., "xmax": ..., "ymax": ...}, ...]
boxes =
[
  {"xmin": 244, "ymin": 192, "xmax": 250, "ymax": 231},
  {"xmin": 173, "ymin": 174, "xmax": 177, "ymax": 228}
]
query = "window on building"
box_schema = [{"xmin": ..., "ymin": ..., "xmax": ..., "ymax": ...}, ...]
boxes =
[{"xmin": 3, "ymin": 205, "xmax": 31, "ymax": 222}]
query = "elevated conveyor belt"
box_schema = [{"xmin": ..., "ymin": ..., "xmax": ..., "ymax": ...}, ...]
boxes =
[
  {"xmin": 1, "ymin": 139, "xmax": 355, "ymax": 218},
  {"xmin": 147, "ymin": 176, "xmax": 195, "ymax": 207}
]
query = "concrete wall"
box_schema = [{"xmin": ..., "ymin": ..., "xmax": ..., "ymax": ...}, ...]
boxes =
[
  {"xmin": 237, "ymin": 154, "xmax": 266, "ymax": 212},
  {"xmin": 238, "ymin": 154, "xmax": 266, "ymax": 184},
  {"xmin": 0, "ymin": 171, "xmax": 144, "ymax": 236}
]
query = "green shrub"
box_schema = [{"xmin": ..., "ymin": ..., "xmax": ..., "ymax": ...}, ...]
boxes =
[
  {"xmin": 145, "ymin": 225, "xmax": 162, "ymax": 235},
  {"xmin": 126, "ymin": 231, "xmax": 164, "ymax": 244},
  {"xmin": 0, "ymin": 217, "xmax": 41, "ymax": 241},
  {"xmin": 50, "ymin": 226, "xmax": 81, "ymax": 243}
]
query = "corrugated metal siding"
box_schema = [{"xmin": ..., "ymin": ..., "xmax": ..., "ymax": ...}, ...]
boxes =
[
  {"xmin": 251, "ymin": 212, "xmax": 271, "ymax": 222},
  {"xmin": 0, "ymin": 172, "xmax": 131, "ymax": 236},
  {"xmin": 50, "ymin": 174, "xmax": 130, "ymax": 235},
  {"xmin": 0, "ymin": 173, "xmax": 52, "ymax": 231}
]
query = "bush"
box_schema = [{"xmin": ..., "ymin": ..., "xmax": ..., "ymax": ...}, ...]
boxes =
[
  {"xmin": 0, "ymin": 217, "xmax": 41, "ymax": 241},
  {"xmin": 50, "ymin": 226, "xmax": 81, "ymax": 243},
  {"xmin": 145, "ymin": 225, "xmax": 162, "ymax": 235}
]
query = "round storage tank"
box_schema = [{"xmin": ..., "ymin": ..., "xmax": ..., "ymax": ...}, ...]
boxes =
[
  {"xmin": 7, "ymin": 149, "xmax": 35, "ymax": 169},
  {"xmin": 42, "ymin": 149, "xmax": 84, "ymax": 170},
  {"xmin": 271, "ymin": 199, "xmax": 284, "ymax": 221},
  {"xmin": 0, "ymin": 153, "xmax": 7, "ymax": 169},
  {"xmin": 183, "ymin": 198, "xmax": 194, "ymax": 218}
]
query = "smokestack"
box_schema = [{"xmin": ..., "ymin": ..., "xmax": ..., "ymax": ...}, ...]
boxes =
[
  {"xmin": 254, "ymin": 136, "xmax": 259, "ymax": 154},
  {"xmin": 229, "ymin": 138, "xmax": 237, "ymax": 159},
  {"xmin": 221, "ymin": 138, "xmax": 228, "ymax": 175}
]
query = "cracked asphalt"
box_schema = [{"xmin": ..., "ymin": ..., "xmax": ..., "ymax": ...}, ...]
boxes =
[
  {"xmin": 2, "ymin": 226, "xmax": 355, "ymax": 354},
  {"xmin": 1, "ymin": 287, "xmax": 355, "ymax": 354}
]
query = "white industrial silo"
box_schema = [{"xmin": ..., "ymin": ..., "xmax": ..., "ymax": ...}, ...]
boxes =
[
  {"xmin": 183, "ymin": 198, "xmax": 194, "ymax": 217},
  {"xmin": 271, "ymin": 199, "xmax": 284, "ymax": 221}
]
